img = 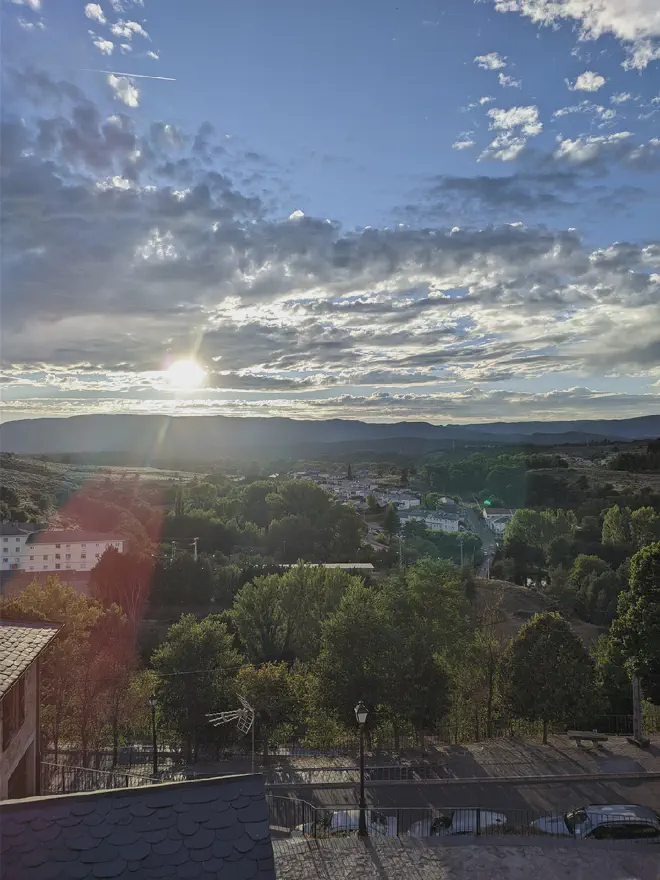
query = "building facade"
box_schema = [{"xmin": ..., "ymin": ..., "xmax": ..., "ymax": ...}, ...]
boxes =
[
  {"xmin": 1, "ymin": 526, "xmax": 124, "ymax": 573},
  {"xmin": 399, "ymin": 509, "xmax": 460, "ymax": 532},
  {"xmin": 0, "ymin": 621, "xmax": 60, "ymax": 799},
  {"xmin": 482, "ymin": 508, "xmax": 516, "ymax": 535}
]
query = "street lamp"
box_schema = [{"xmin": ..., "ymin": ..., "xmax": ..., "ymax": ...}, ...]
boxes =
[
  {"xmin": 148, "ymin": 694, "xmax": 158, "ymax": 778},
  {"xmin": 354, "ymin": 701, "xmax": 368, "ymax": 838}
]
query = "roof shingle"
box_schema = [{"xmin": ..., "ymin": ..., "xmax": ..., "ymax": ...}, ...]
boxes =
[
  {"xmin": 0, "ymin": 774, "xmax": 275, "ymax": 880},
  {"xmin": 0, "ymin": 621, "xmax": 60, "ymax": 697}
]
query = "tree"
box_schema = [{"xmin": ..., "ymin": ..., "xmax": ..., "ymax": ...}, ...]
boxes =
[
  {"xmin": 314, "ymin": 583, "xmax": 390, "ymax": 727},
  {"xmin": 0, "ymin": 577, "xmax": 135, "ymax": 762},
  {"xmin": 609, "ymin": 542, "xmax": 660, "ymax": 704},
  {"xmin": 383, "ymin": 503, "xmax": 400, "ymax": 541},
  {"xmin": 631, "ymin": 507, "xmax": 660, "ymax": 550},
  {"xmin": 602, "ymin": 505, "xmax": 632, "ymax": 546},
  {"xmin": 366, "ymin": 494, "xmax": 379, "ymax": 512},
  {"xmin": 89, "ymin": 547, "xmax": 153, "ymax": 631},
  {"xmin": 501, "ymin": 612, "xmax": 600, "ymax": 743},
  {"xmin": 236, "ymin": 662, "xmax": 297, "ymax": 763},
  {"xmin": 347, "ymin": 463, "xmax": 353, "ymax": 481},
  {"xmin": 152, "ymin": 614, "xmax": 242, "ymax": 761}
]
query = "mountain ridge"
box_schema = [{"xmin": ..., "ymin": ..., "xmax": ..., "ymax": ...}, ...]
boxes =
[{"xmin": 1, "ymin": 413, "xmax": 658, "ymax": 460}]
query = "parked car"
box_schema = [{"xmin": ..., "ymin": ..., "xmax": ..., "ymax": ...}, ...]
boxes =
[
  {"xmin": 531, "ymin": 804, "xmax": 660, "ymax": 841},
  {"xmin": 293, "ymin": 809, "xmax": 397, "ymax": 838},
  {"xmin": 407, "ymin": 809, "xmax": 507, "ymax": 837}
]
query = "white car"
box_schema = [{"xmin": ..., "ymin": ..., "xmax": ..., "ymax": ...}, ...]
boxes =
[
  {"xmin": 293, "ymin": 809, "xmax": 397, "ymax": 838},
  {"xmin": 531, "ymin": 804, "xmax": 660, "ymax": 841},
  {"xmin": 407, "ymin": 809, "xmax": 507, "ymax": 837}
]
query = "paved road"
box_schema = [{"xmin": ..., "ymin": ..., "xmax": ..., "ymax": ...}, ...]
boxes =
[
  {"xmin": 459, "ymin": 499, "xmax": 497, "ymax": 575},
  {"xmin": 277, "ymin": 776, "xmax": 660, "ymax": 814}
]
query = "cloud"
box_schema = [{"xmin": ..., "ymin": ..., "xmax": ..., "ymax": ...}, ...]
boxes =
[
  {"xmin": 475, "ymin": 52, "xmax": 508, "ymax": 70},
  {"xmin": 553, "ymin": 101, "xmax": 615, "ymax": 121},
  {"xmin": 146, "ymin": 50, "xmax": 159, "ymax": 60},
  {"xmin": 17, "ymin": 16, "xmax": 44, "ymax": 29},
  {"xmin": 482, "ymin": 105, "xmax": 543, "ymax": 160},
  {"xmin": 553, "ymin": 131, "xmax": 660, "ymax": 169},
  {"xmin": 2, "ymin": 71, "xmax": 660, "ymax": 421},
  {"xmin": 611, "ymin": 92, "xmax": 634, "ymax": 104},
  {"xmin": 452, "ymin": 137, "xmax": 476, "ymax": 150},
  {"xmin": 92, "ymin": 34, "xmax": 114, "ymax": 55},
  {"xmin": 110, "ymin": 19, "xmax": 149, "ymax": 40},
  {"xmin": 84, "ymin": 3, "xmax": 106, "ymax": 24},
  {"xmin": 493, "ymin": 0, "xmax": 660, "ymax": 69},
  {"xmin": 568, "ymin": 71, "xmax": 606, "ymax": 92},
  {"xmin": 498, "ymin": 73, "xmax": 521, "ymax": 88},
  {"xmin": 107, "ymin": 73, "xmax": 139, "ymax": 107}
]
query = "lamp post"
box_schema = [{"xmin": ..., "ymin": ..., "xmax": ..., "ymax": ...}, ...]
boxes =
[
  {"xmin": 354, "ymin": 700, "xmax": 368, "ymax": 838},
  {"xmin": 148, "ymin": 694, "xmax": 158, "ymax": 778}
]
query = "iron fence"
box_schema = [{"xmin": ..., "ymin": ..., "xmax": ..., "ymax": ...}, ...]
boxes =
[
  {"xmin": 265, "ymin": 796, "xmax": 660, "ymax": 843},
  {"xmin": 40, "ymin": 762, "xmax": 159, "ymax": 794}
]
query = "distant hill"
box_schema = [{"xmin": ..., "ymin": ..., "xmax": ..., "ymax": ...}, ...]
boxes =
[{"xmin": 0, "ymin": 413, "xmax": 658, "ymax": 460}]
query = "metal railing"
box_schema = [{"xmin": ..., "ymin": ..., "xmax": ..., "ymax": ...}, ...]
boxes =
[
  {"xmin": 265, "ymin": 796, "xmax": 660, "ymax": 842},
  {"xmin": 40, "ymin": 762, "xmax": 160, "ymax": 794}
]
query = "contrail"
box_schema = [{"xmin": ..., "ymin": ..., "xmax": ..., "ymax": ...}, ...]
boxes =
[{"xmin": 76, "ymin": 68, "xmax": 176, "ymax": 81}]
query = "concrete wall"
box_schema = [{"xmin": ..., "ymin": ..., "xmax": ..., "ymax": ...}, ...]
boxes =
[{"xmin": 0, "ymin": 664, "xmax": 38, "ymax": 799}]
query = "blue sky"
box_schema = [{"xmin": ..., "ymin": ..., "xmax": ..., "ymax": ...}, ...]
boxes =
[{"xmin": 1, "ymin": 0, "xmax": 660, "ymax": 424}]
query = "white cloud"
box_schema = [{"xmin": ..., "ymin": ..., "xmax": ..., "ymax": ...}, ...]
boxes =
[
  {"xmin": 554, "ymin": 131, "xmax": 632, "ymax": 163},
  {"xmin": 568, "ymin": 70, "xmax": 606, "ymax": 92},
  {"xmin": 110, "ymin": 19, "xmax": 148, "ymax": 40},
  {"xmin": 10, "ymin": 0, "xmax": 40, "ymax": 8},
  {"xmin": 17, "ymin": 16, "xmax": 44, "ymax": 29},
  {"xmin": 611, "ymin": 92, "xmax": 633, "ymax": 103},
  {"xmin": 553, "ymin": 101, "xmax": 615, "ymax": 121},
  {"xmin": 146, "ymin": 50, "xmax": 159, "ymax": 60},
  {"xmin": 488, "ymin": 105, "xmax": 543, "ymax": 135},
  {"xmin": 120, "ymin": 43, "xmax": 132, "ymax": 53},
  {"xmin": 482, "ymin": 105, "xmax": 543, "ymax": 161},
  {"xmin": 84, "ymin": 3, "xmax": 106, "ymax": 24},
  {"xmin": 492, "ymin": 0, "xmax": 660, "ymax": 70},
  {"xmin": 452, "ymin": 138, "xmax": 476, "ymax": 150},
  {"xmin": 498, "ymin": 73, "xmax": 522, "ymax": 88},
  {"xmin": 475, "ymin": 52, "xmax": 508, "ymax": 70},
  {"xmin": 107, "ymin": 73, "xmax": 139, "ymax": 107},
  {"xmin": 92, "ymin": 34, "xmax": 114, "ymax": 55}
]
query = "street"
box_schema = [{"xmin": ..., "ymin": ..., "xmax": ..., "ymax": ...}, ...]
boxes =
[
  {"xmin": 278, "ymin": 776, "xmax": 660, "ymax": 816},
  {"xmin": 459, "ymin": 499, "xmax": 497, "ymax": 576}
]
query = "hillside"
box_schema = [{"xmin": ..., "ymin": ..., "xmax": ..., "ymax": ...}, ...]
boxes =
[
  {"xmin": 475, "ymin": 577, "xmax": 603, "ymax": 646},
  {"xmin": 1, "ymin": 413, "xmax": 659, "ymax": 459}
]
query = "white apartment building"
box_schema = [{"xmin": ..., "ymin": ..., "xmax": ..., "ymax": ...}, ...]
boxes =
[
  {"xmin": 398, "ymin": 509, "xmax": 459, "ymax": 533},
  {"xmin": 482, "ymin": 508, "xmax": 516, "ymax": 535},
  {"xmin": 1, "ymin": 525, "xmax": 124, "ymax": 573}
]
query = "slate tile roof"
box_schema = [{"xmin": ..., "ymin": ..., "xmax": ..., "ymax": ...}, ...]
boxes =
[
  {"xmin": 0, "ymin": 621, "xmax": 60, "ymax": 697},
  {"xmin": 0, "ymin": 773, "xmax": 275, "ymax": 880}
]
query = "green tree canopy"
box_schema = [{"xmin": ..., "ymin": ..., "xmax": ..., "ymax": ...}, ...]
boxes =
[
  {"xmin": 501, "ymin": 611, "xmax": 600, "ymax": 742},
  {"xmin": 152, "ymin": 614, "xmax": 242, "ymax": 760},
  {"xmin": 236, "ymin": 662, "xmax": 297, "ymax": 762}
]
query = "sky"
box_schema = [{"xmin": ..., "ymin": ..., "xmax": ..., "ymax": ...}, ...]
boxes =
[{"xmin": 1, "ymin": 0, "xmax": 660, "ymax": 425}]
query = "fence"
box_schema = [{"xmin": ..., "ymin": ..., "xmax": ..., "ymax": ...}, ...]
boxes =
[
  {"xmin": 265, "ymin": 796, "xmax": 660, "ymax": 842},
  {"xmin": 40, "ymin": 762, "xmax": 159, "ymax": 795}
]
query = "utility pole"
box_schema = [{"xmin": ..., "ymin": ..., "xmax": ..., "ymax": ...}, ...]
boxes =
[
  {"xmin": 459, "ymin": 535, "xmax": 464, "ymax": 568},
  {"xmin": 171, "ymin": 541, "xmax": 177, "ymax": 562},
  {"xmin": 630, "ymin": 673, "xmax": 649, "ymax": 747},
  {"xmin": 192, "ymin": 537, "xmax": 199, "ymax": 562}
]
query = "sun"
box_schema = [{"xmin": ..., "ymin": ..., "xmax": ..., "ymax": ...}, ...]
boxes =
[{"xmin": 166, "ymin": 359, "xmax": 206, "ymax": 389}]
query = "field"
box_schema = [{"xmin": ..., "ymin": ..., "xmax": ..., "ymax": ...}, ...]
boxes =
[{"xmin": 475, "ymin": 578, "xmax": 603, "ymax": 646}]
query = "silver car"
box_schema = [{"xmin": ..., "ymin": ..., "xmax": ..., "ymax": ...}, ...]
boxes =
[
  {"xmin": 293, "ymin": 809, "xmax": 397, "ymax": 838},
  {"xmin": 531, "ymin": 804, "xmax": 660, "ymax": 841},
  {"xmin": 408, "ymin": 809, "xmax": 507, "ymax": 837}
]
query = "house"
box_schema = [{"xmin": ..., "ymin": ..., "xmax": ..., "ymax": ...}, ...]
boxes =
[
  {"xmin": 482, "ymin": 508, "xmax": 516, "ymax": 535},
  {"xmin": 398, "ymin": 509, "xmax": 460, "ymax": 533},
  {"xmin": 0, "ymin": 773, "xmax": 275, "ymax": 879},
  {"xmin": 0, "ymin": 620, "xmax": 60, "ymax": 799},
  {"xmin": 1, "ymin": 526, "xmax": 125, "ymax": 574}
]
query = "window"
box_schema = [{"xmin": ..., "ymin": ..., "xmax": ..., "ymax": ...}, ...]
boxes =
[
  {"xmin": 81, "ymin": 553, "xmax": 86, "ymax": 559},
  {"xmin": 2, "ymin": 537, "xmax": 7, "ymax": 542},
  {"xmin": 65, "ymin": 554, "xmax": 71, "ymax": 560},
  {"xmin": 15, "ymin": 537, "xmax": 20, "ymax": 542},
  {"xmin": 55, "ymin": 543, "xmax": 60, "ymax": 548},
  {"xmin": 66, "ymin": 544, "xmax": 70, "ymax": 548},
  {"xmin": 81, "ymin": 543, "xmax": 86, "ymax": 548},
  {"xmin": 43, "ymin": 555, "xmax": 48, "ymax": 560},
  {"xmin": 55, "ymin": 563, "xmax": 60, "ymax": 569},
  {"xmin": 29, "ymin": 566, "xmax": 34, "ymax": 571},
  {"xmin": 29, "ymin": 555, "xmax": 34, "ymax": 561},
  {"xmin": 2, "ymin": 676, "xmax": 26, "ymax": 751},
  {"xmin": 2, "ymin": 558, "xmax": 7, "ymax": 564},
  {"xmin": 80, "ymin": 563, "xmax": 86, "ymax": 569},
  {"xmin": 95, "ymin": 553, "xmax": 100, "ymax": 558},
  {"xmin": 55, "ymin": 553, "xmax": 60, "ymax": 560}
]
